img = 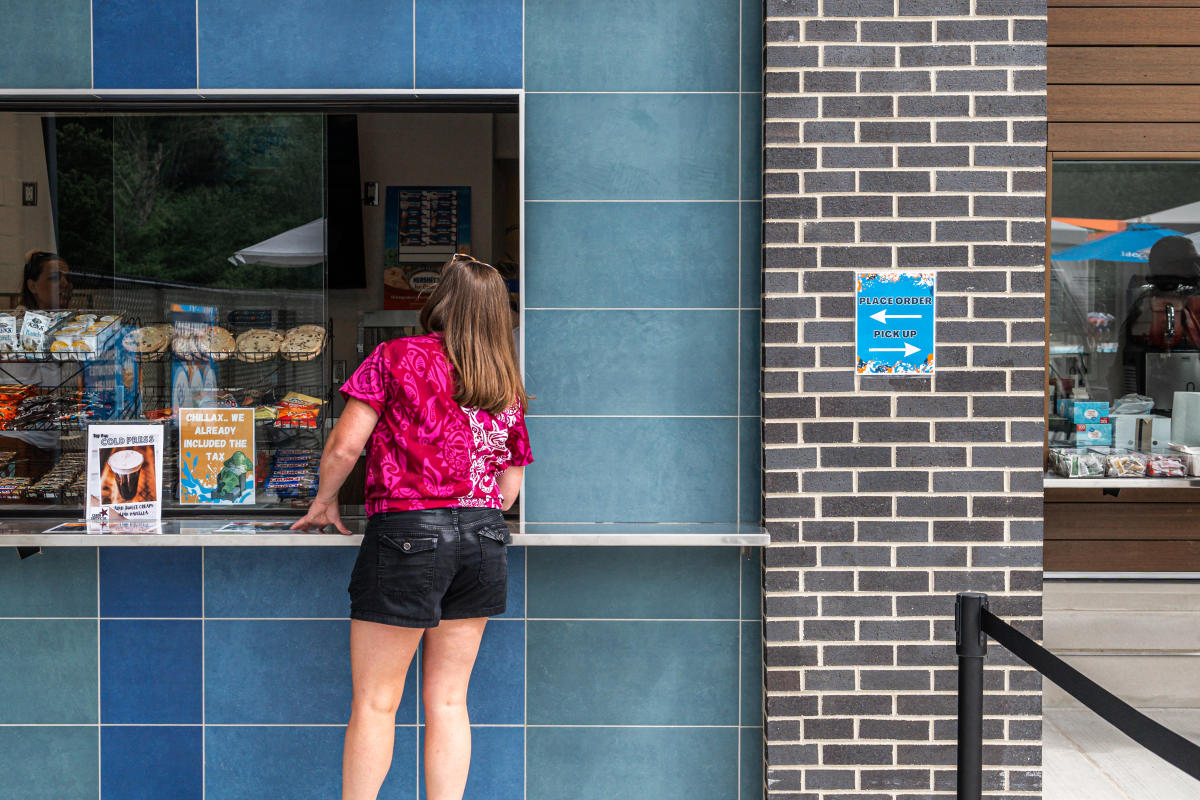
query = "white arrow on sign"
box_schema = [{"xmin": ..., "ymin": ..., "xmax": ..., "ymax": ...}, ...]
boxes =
[
  {"xmin": 869, "ymin": 342, "xmax": 921, "ymax": 357},
  {"xmin": 870, "ymin": 309, "xmax": 922, "ymax": 325}
]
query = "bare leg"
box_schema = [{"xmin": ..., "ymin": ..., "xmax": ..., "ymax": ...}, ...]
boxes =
[
  {"xmin": 422, "ymin": 618, "xmax": 488, "ymax": 800},
  {"xmin": 343, "ymin": 619, "xmax": 424, "ymax": 800}
]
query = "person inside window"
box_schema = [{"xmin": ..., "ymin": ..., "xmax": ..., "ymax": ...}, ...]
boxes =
[{"xmin": 18, "ymin": 250, "xmax": 72, "ymax": 310}]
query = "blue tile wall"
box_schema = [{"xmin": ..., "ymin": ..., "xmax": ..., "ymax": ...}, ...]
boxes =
[
  {"xmin": 0, "ymin": 544, "xmax": 762, "ymax": 799},
  {"xmin": 0, "ymin": 547, "xmax": 95, "ymax": 616},
  {"xmin": 93, "ymin": 0, "xmax": 197, "ymax": 89},
  {"xmin": 0, "ymin": 0, "xmax": 91, "ymax": 88},
  {"xmin": 100, "ymin": 547, "xmax": 201, "ymax": 617},
  {"xmin": 415, "ymin": 0, "xmax": 522, "ymax": 89}
]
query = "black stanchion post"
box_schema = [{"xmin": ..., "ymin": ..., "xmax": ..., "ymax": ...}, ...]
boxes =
[{"xmin": 956, "ymin": 592, "xmax": 988, "ymax": 800}]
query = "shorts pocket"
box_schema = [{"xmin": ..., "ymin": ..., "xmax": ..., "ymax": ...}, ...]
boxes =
[
  {"xmin": 376, "ymin": 533, "xmax": 439, "ymax": 598},
  {"xmin": 477, "ymin": 533, "xmax": 508, "ymax": 587}
]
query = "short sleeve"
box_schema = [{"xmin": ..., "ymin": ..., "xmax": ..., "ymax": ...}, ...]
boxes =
[
  {"xmin": 506, "ymin": 405, "xmax": 534, "ymax": 467},
  {"xmin": 341, "ymin": 343, "xmax": 389, "ymax": 414}
]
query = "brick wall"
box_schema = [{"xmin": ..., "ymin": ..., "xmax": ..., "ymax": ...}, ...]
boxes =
[{"xmin": 760, "ymin": 0, "xmax": 1047, "ymax": 796}]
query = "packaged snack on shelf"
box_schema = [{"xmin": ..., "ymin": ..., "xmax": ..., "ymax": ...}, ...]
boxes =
[
  {"xmin": 273, "ymin": 391, "xmax": 323, "ymax": 429},
  {"xmin": 0, "ymin": 313, "xmax": 19, "ymax": 352},
  {"xmin": 1168, "ymin": 443, "xmax": 1200, "ymax": 476},
  {"xmin": 1147, "ymin": 452, "xmax": 1189, "ymax": 477},
  {"xmin": 1089, "ymin": 447, "xmax": 1149, "ymax": 478},
  {"xmin": 1075, "ymin": 422, "xmax": 1112, "ymax": 447},
  {"xmin": 1053, "ymin": 448, "xmax": 1105, "ymax": 478},
  {"xmin": 17, "ymin": 310, "xmax": 69, "ymax": 356},
  {"xmin": 51, "ymin": 313, "xmax": 122, "ymax": 360},
  {"xmin": 0, "ymin": 477, "xmax": 31, "ymax": 498}
]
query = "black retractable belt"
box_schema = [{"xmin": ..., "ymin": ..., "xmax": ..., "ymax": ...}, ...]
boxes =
[{"xmin": 981, "ymin": 608, "xmax": 1200, "ymax": 782}]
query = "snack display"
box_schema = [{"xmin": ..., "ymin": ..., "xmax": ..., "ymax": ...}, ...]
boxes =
[
  {"xmin": 26, "ymin": 453, "xmax": 86, "ymax": 500},
  {"xmin": 1147, "ymin": 453, "xmax": 1188, "ymax": 477},
  {"xmin": 50, "ymin": 313, "xmax": 123, "ymax": 361},
  {"xmin": 123, "ymin": 325, "xmax": 171, "ymax": 361},
  {"xmin": 281, "ymin": 325, "xmax": 327, "ymax": 362},
  {"xmin": 0, "ymin": 477, "xmax": 31, "ymax": 499},
  {"xmin": 1051, "ymin": 447, "xmax": 1105, "ymax": 478},
  {"xmin": 235, "ymin": 329, "xmax": 283, "ymax": 363},
  {"xmin": 273, "ymin": 391, "xmax": 322, "ymax": 429},
  {"xmin": 1096, "ymin": 448, "xmax": 1149, "ymax": 478},
  {"xmin": 264, "ymin": 450, "xmax": 319, "ymax": 499}
]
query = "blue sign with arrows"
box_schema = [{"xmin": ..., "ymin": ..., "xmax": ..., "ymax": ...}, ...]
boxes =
[{"xmin": 855, "ymin": 272, "xmax": 936, "ymax": 375}]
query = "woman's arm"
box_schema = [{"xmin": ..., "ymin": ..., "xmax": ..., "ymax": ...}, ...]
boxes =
[
  {"xmin": 290, "ymin": 398, "xmax": 379, "ymax": 534},
  {"xmin": 497, "ymin": 465, "xmax": 524, "ymax": 511}
]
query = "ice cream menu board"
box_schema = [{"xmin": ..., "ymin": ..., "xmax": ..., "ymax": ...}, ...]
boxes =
[
  {"xmin": 86, "ymin": 423, "xmax": 164, "ymax": 521},
  {"xmin": 178, "ymin": 407, "xmax": 255, "ymax": 504},
  {"xmin": 382, "ymin": 186, "xmax": 471, "ymax": 310}
]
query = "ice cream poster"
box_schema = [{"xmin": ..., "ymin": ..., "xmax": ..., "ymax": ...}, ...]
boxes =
[
  {"xmin": 178, "ymin": 408, "xmax": 255, "ymax": 504},
  {"xmin": 86, "ymin": 424, "xmax": 164, "ymax": 521}
]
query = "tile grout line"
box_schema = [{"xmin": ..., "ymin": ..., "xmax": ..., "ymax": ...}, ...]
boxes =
[
  {"xmin": 96, "ymin": 547, "xmax": 101, "ymax": 798},
  {"xmin": 412, "ymin": 0, "xmax": 416, "ymax": 91},
  {"xmin": 195, "ymin": 0, "xmax": 199, "ymax": 91},
  {"xmin": 736, "ymin": 0, "xmax": 743, "ymax": 791}
]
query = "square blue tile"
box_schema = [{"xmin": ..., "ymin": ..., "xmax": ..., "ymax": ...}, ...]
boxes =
[
  {"xmin": 742, "ymin": 0, "xmax": 763, "ymax": 92},
  {"xmin": 526, "ymin": 0, "xmax": 738, "ymax": 91},
  {"xmin": 419, "ymin": 619, "xmax": 523, "ymax": 725},
  {"xmin": 527, "ymin": 726, "xmax": 738, "ymax": 800},
  {"xmin": 205, "ymin": 620, "xmax": 420, "ymax": 724},
  {"xmin": 741, "ymin": 201, "xmax": 762, "ymax": 309},
  {"xmin": 93, "ymin": 0, "xmax": 196, "ymax": 88},
  {"xmin": 415, "ymin": 0, "xmax": 521, "ymax": 88},
  {"xmin": 528, "ymin": 620, "xmax": 739, "ymax": 725},
  {"xmin": 739, "ymin": 416, "xmax": 762, "ymax": 525},
  {"xmin": 495, "ymin": 545, "xmax": 525, "ymax": 619},
  {"xmin": 742, "ymin": 93, "xmax": 763, "ymax": 201},
  {"xmin": 100, "ymin": 547, "xmax": 200, "ymax": 617},
  {"xmin": 198, "ymin": 0, "xmax": 413, "ymax": 89},
  {"xmin": 524, "ymin": 416, "xmax": 739, "ymax": 523},
  {"xmin": 740, "ymin": 548, "xmax": 761, "ymax": 620},
  {"xmin": 740, "ymin": 310, "xmax": 761, "ymax": 416},
  {"xmin": 525, "ymin": 202, "xmax": 740, "ymax": 309},
  {"xmin": 526, "ymin": 93, "xmax": 739, "ymax": 201},
  {"xmin": 0, "ymin": 620, "xmax": 97, "ymax": 723},
  {"xmin": 0, "ymin": 726, "xmax": 97, "ymax": 799},
  {"xmin": 419, "ymin": 725, "xmax": 522, "ymax": 800},
  {"xmin": 0, "ymin": 547, "xmax": 95, "ymax": 616},
  {"xmin": 0, "ymin": 0, "xmax": 91, "ymax": 88},
  {"xmin": 102, "ymin": 726, "xmax": 202, "ymax": 800},
  {"xmin": 527, "ymin": 547, "xmax": 739, "ymax": 619},
  {"xmin": 525, "ymin": 310, "xmax": 739, "ymax": 415},
  {"xmin": 207, "ymin": 726, "xmax": 418, "ymax": 800},
  {"xmin": 741, "ymin": 728, "xmax": 764, "ymax": 800},
  {"xmin": 101, "ymin": 620, "xmax": 201, "ymax": 723},
  {"xmin": 204, "ymin": 547, "xmax": 358, "ymax": 618},
  {"xmin": 741, "ymin": 621, "xmax": 762, "ymax": 726}
]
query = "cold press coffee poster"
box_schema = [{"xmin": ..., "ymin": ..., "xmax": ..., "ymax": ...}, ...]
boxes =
[
  {"xmin": 86, "ymin": 424, "xmax": 164, "ymax": 521},
  {"xmin": 178, "ymin": 407, "xmax": 255, "ymax": 504}
]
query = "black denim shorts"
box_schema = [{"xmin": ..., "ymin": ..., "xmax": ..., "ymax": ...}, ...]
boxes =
[{"xmin": 348, "ymin": 507, "xmax": 510, "ymax": 628}]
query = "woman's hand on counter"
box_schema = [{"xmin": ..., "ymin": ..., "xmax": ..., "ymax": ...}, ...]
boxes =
[{"xmin": 290, "ymin": 499, "xmax": 352, "ymax": 535}]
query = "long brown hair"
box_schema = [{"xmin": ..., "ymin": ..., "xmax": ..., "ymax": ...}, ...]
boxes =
[{"xmin": 419, "ymin": 254, "xmax": 528, "ymax": 415}]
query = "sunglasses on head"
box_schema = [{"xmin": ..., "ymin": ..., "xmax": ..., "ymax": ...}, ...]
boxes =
[{"xmin": 451, "ymin": 252, "xmax": 497, "ymax": 270}]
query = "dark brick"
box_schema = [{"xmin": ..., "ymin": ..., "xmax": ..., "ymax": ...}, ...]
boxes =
[
  {"xmin": 936, "ymin": 69, "xmax": 1007, "ymax": 92},
  {"xmin": 933, "ymin": 471, "xmax": 1004, "ymax": 492},
  {"xmin": 898, "ymin": 195, "xmax": 969, "ymax": 217},
  {"xmin": 972, "ymin": 345, "xmax": 1043, "ymax": 368},
  {"xmin": 861, "ymin": 221, "xmax": 931, "ymax": 242},
  {"xmin": 936, "ymin": 121, "xmax": 1006, "ymax": 142},
  {"xmin": 822, "ymin": 96, "xmax": 895, "ymax": 118},
  {"xmin": 768, "ymin": 0, "xmax": 819, "ymax": 14},
  {"xmin": 802, "ymin": 421, "xmax": 853, "ymax": 442},
  {"xmin": 764, "ymin": 221, "xmax": 799, "ymax": 243},
  {"xmin": 765, "ymin": 471, "xmax": 799, "ymax": 493},
  {"xmin": 762, "ymin": 421, "xmax": 797, "ymax": 444},
  {"xmin": 820, "ymin": 446, "xmax": 893, "ymax": 469},
  {"xmin": 822, "ymin": 595, "xmax": 893, "ymax": 616},
  {"xmin": 801, "ymin": 269, "xmax": 853, "ymax": 292},
  {"xmin": 804, "ymin": 71, "xmax": 856, "ymax": 93},
  {"xmin": 934, "ymin": 569, "xmax": 1005, "ymax": 592},
  {"xmin": 900, "ymin": 45, "xmax": 971, "ymax": 66},
  {"xmin": 976, "ymin": 95, "xmax": 1046, "ymax": 119},
  {"xmin": 823, "ymin": 45, "xmax": 897, "ymax": 67},
  {"xmin": 935, "ymin": 421, "xmax": 1006, "ymax": 442},
  {"xmin": 1012, "ymin": 222, "xmax": 1049, "ymax": 244},
  {"xmin": 764, "ymin": 447, "xmax": 817, "ymax": 469},
  {"xmin": 934, "ymin": 220, "xmax": 1006, "ymax": 243},
  {"xmin": 1014, "ymin": 120, "xmax": 1047, "ymax": 142},
  {"xmin": 899, "ymin": 95, "xmax": 970, "ymax": 117},
  {"xmin": 765, "ymin": 692, "xmax": 818, "ymax": 715},
  {"xmin": 937, "ymin": 321, "xmax": 1006, "ymax": 343},
  {"xmin": 764, "ymin": 198, "xmax": 818, "ymax": 220},
  {"xmin": 861, "ymin": 620, "xmax": 930, "ymax": 640},
  {"xmin": 822, "ymin": 195, "xmax": 893, "ymax": 217},
  {"xmin": 897, "ymin": 145, "xmax": 970, "ymax": 166},
  {"xmin": 802, "ymin": 121, "xmax": 856, "ymax": 143},
  {"xmin": 805, "ymin": 719, "xmax": 855, "ymax": 740},
  {"xmin": 1014, "ymin": 68, "xmax": 1047, "ymax": 92},
  {"xmin": 858, "ymin": 171, "xmax": 931, "ymax": 196},
  {"xmin": 861, "ymin": 70, "xmax": 931, "ymax": 92},
  {"xmin": 765, "ymin": 21, "xmax": 801, "ymax": 43},
  {"xmin": 857, "ymin": 520, "xmax": 929, "ymax": 542},
  {"xmin": 803, "ymin": 371, "xmax": 855, "ymax": 393},
  {"xmin": 806, "ymin": 20, "xmax": 857, "ymax": 41},
  {"xmin": 896, "ymin": 395, "xmax": 968, "ymax": 417},
  {"xmin": 976, "ymin": 44, "xmax": 1047, "ymax": 66},
  {"xmin": 764, "ymin": 122, "xmax": 798, "ymax": 145},
  {"xmin": 765, "ymin": 645, "xmax": 819, "ymax": 668},
  {"xmin": 938, "ymin": 19, "xmax": 1009, "ymax": 40},
  {"xmin": 974, "ymin": 195, "xmax": 1044, "ymax": 217},
  {"xmin": 972, "ymin": 498, "xmax": 1042, "ymax": 520},
  {"xmin": 971, "ymin": 445, "xmax": 1042, "ymax": 468},
  {"xmin": 901, "ymin": 0, "xmax": 970, "ymax": 11},
  {"xmin": 822, "ymin": 495, "xmax": 892, "ymax": 517},
  {"xmin": 898, "ymin": 245, "xmax": 969, "ymax": 267},
  {"xmin": 859, "ymin": 422, "xmax": 931, "ymax": 442},
  {"xmin": 765, "ymin": 496, "xmax": 817, "ymax": 518},
  {"xmin": 764, "ymin": 72, "xmax": 799, "ymax": 93},
  {"xmin": 896, "ymin": 446, "xmax": 966, "ymax": 467},
  {"xmin": 936, "ymin": 170, "xmax": 1007, "ymax": 192},
  {"xmin": 804, "ymin": 570, "xmax": 855, "ymax": 591},
  {"xmin": 822, "ymin": 146, "xmax": 893, "ymax": 168},
  {"xmin": 897, "ymin": 495, "xmax": 968, "ymax": 517},
  {"xmin": 939, "ymin": 271, "xmax": 1007, "ymax": 292},
  {"xmin": 976, "ymin": 244, "xmax": 1044, "ymax": 266},
  {"xmin": 860, "ymin": 718, "xmax": 931, "ymax": 738},
  {"xmin": 974, "ymin": 296, "xmax": 1043, "ymax": 319},
  {"xmin": 937, "ymin": 295, "xmax": 968, "ymax": 317},
  {"xmin": 804, "ymin": 769, "xmax": 856, "ymax": 790},
  {"xmin": 803, "ymin": 619, "xmax": 855, "ymax": 640},
  {"xmin": 861, "ymin": 121, "xmax": 933, "ymax": 143},
  {"xmin": 820, "ymin": 544, "xmax": 893, "ymax": 567},
  {"xmin": 765, "ymin": 96, "xmax": 820, "ymax": 118},
  {"xmin": 765, "ymin": 146, "xmax": 818, "ymax": 169},
  {"xmin": 898, "ymin": 545, "xmax": 967, "ymax": 566},
  {"xmin": 861, "ymin": 21, "xmax": 933, "ymax": 41},
  {"xmin": 765, "ymin": 595, "xmax": 818, "ymax": 617},
  {"xmin": 800, "ymin": 520, "xmax": 854, "ymax": 542},
  {"xmin": 824, "ymin": 745, "xmax": 895, "ymax": 765},
  {"xmin": 766, "ymin": 45, "xmax": 820, "ymax": 67},
  {"xmin": 860, "ymin": 571, "xmax": 929, "ymax": 592}
]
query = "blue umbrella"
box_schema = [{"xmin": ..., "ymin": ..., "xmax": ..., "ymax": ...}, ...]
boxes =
[{"xmin": 1051, "ymin": 223, "xmax": 1184, "ymax": 262}]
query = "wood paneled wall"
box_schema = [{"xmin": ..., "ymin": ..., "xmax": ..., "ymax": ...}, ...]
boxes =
[{"xmin": 1049, "ymin": 4, "xmax": 1200, "ymax": 150}]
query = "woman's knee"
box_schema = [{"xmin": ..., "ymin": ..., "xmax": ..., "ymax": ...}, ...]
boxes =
[
  {"xmin": 352, "ymin": 685, "xmax": 405, "ymax": 717},
  {"xmin": 422, "ymin": 684, "xmax": 468, "ymax": 717}
]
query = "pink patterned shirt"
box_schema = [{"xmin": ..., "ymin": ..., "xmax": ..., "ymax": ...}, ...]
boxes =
[{"xmin": 341, "ymin": 332, "xmax": 533, "ymax": 515}]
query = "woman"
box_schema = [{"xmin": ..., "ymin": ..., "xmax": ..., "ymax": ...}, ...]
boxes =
[
  {"xmin": 291, "ymin": 254, "xmax": 532, "ymax": 800},
  {"xmin": 19, "ymin": 250, "xmax": 72, "ymax": 309}
]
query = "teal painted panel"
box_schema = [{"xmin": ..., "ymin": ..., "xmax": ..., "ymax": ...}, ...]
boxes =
[
  {"xmin": 0, "ymin": 620, "xmax": 96, "ymax": 723},
  {"xmin": 741, "ymin": 621, "xmax": 762, "ymax": 726},
  {"xmin": 525, "ymin": 310, "xmax": 738, "ymax": 415},
  {"xmin": 740, "ymin": 310, "xmax": 761, "ymax": 416},
  {"xmin": 527, "ymin": 620, "xmax": 739, "ymax": 725},
  {"xmin": 741, "ymin": 93, "xmax": 762, "ymax": 201},
  {"xmin": 0, "ymin": 0, "xmax": 90, "ymax": 88},
  {"xmin": 527, "ymin": 726, "xmax": 738, "ymax": 800},
  {"xmin": 525, "ymin": 0, "xmax": 738, "ymax": 91},
  {"xmin": 207, "ymin": 726, "xmax": 417, "ymax": 800},
  {"xmin": 740, "ymin": 416, "xmax": 762, "ymax": 524},
  {"xmin": 527, "ymin": 547, "xmax": 739, "ymax": 619},
  {"xmin": 526, "ymin": 93, "xmax": 739, "ymax": 201},
  {"xmin": 0, "ymin": 727, "xmax": 97, "ymax": 800},
  {"xmin": 740, "ymin": 548, "xmax": 761, "ymax": 620},
  {"xmin": 523, "ymin": 417, "xmax": 738, "ymax": 523},
  {"xmin": 204, "ymin": 547, "xmax": 357, "ymax": 618},
  {"xmin": 0, "ymin": 547, "xmax": 95, "ymax": 617},
  {"xmin": 742, "ymin": 0, "xmax": 763, "ymax": 93},
  {"xmin": 741, "ymin": 201, "xmax": 762, "ymax": 309},
  {"xmin": 524, "ymin": 202, "xmax": 740, "ymax": 309},
  {"xmin": 741, "ymin": 728, "xmax": 764, "ymax": 800}
]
